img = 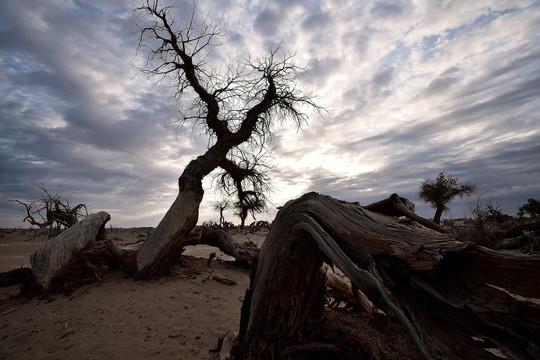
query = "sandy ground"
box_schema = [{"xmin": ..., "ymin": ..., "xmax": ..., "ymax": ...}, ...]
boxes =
[
  {"xmin": 0, "ymin": 227, "xmax": 268, "ymax": 360},
  {"xmin": 2, "ymin": 226, "xmax": 531, "ymax": 359}
]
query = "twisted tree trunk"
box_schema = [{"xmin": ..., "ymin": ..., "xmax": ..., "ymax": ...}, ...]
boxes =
[
  {"xmin": 136, "ymin": 179, "xmax": 203, "ymax": 277},
  {"xmin": 433, "ymin": 206, "xmax": 444, "ymax": 225},
  {"xmin": 135, "ymin": 144, "xmax": 230, "ymax": 277},
  {"xmin": 135, "ymin": 148, "xmax": 263, "ymax": 277},
  {"xmin": 232, "ymin": 192, "xmax": 540, "ymax": 360},
  {"xmin": 131, "ymin": 1, "xmax": 319, "ymax": 279}
]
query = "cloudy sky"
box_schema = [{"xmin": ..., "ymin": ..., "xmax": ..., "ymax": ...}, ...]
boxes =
[{"xmin": 1, "ymin": 0, "xmax": 539, "ymax": 228}]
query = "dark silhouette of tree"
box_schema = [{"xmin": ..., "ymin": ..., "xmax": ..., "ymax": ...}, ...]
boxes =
[
  {"xmin": 233, "ymin": 190, "xmax": 267, "ymax": 228},
  {"xmin": 214, "ymin": 152, "xmax": 272, "ymax": 228},
  {"xmin": 212, "ymin": 200, "xmax": 230, "ymax": 226},
  {"xmin": 11, "ymin": 182, "xmax": 87, "ymax": 237},
  {"xmin": 518, "ymin": 198, "xmax": 540, "ymax": 218},
  {"xmin": 132, "ymin": 0, "xmax": 320, "ymax": 277},
  {"xmin": 418, "ymin": 171, "xmax": 477, "ymax": 224}
]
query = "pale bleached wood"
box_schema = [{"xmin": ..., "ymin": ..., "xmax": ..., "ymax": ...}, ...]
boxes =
[{"xmin": 30, "ymin": 211, "xmax": 111, "ymax": 289}]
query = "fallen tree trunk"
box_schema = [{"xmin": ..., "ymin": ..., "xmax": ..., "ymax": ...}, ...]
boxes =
[
  {"xmin": 323, "ymin": 267, "xmax": 381, "ymax": 315},
  {"xmin": 364, "ymin": 193, "xmax": 447, "ymax": 233},
  {"xmin": 113, "ymin": 226, "xmax": 259, "ymax": 265},
  {"xmin": 494, "ymin": 236, "xmax": 525, "ymax": 250},
  {"xmin": 500, "ymin": 220, "xmax": 540, "ymax": 238},
  {"xmin": 19, "ymin": 215, "xmax": 255, "ymax": 292},
  {"xmin": 232, "ymin": 192, "xmax": 540, "ymax": 360},
  {"xmin": 30, "ymin": 211, "xmax": 111, "ymax": 289},
  {"xmin": 0, "ymin": 268, "xmax": 33, "ymax": 287},
  {"xmin": 493, "ymin": 221, "xmax": 540, "ymax": 252},
  {"xmin": 184, "ymin": 227, "xmax": 259, "ymax": 263}
]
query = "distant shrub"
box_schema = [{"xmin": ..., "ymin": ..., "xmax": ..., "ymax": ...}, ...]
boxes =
[{"xmin": 518, "ymin": 198, "xmax": 540, "ymax": 218}]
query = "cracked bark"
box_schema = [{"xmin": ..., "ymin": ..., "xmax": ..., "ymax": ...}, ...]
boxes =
[{"xmin": 232, "ymin": 192, "xmax": 540, "ymax": 360}]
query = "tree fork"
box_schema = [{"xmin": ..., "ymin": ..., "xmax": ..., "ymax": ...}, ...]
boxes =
[{"xmin": 133, "ymin": 0, "xmax": 319, "ymax": 278}]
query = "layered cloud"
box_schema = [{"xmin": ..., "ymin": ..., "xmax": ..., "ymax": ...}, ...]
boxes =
[{"xmin": 1, "ymin": 0, "xmax": 539, "ymax": 227}]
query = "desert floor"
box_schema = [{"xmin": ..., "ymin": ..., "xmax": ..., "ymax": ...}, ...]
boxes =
[
  {"xmin": 2, "ymin": 226, "xmax": 528, "ymax": 359},
  {"xmin": 0, "ymin": 227, "xmax": 268, "ymax": 360}
]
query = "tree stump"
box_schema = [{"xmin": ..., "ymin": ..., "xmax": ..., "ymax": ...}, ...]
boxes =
[
  {"xmin": 30, "ymin": 212, "xmax": 111, "ymax": 289},
  {"xmin": 232, "ymin": 192, "xmax": 540, "ymax": 360}
]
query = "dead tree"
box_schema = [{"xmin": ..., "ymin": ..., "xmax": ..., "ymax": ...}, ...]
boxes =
[
  {"xmin": 213, "ymin": 200, "xmax": 230, "ymax": 227},
  {"xmin": 232, "ymin": 192, "xmax": 540, "ymax": 360},
  {"xmin": 10, "ymin": 214, "xmax": 257, "ymax": 291},
  {"xmin": 30, "ymin": 212, "xmax": 115, "ymax": 290},
  {"xmin": 11, "ymin": 183, "xmax": 87, "ymax": 235},
  {"xmin": 133, "ymin": 0, "xmax": 318, "ymax": 277},
  {"xmin": 216, "ymin": 155, "xmax": 272, "ymax": 228}
]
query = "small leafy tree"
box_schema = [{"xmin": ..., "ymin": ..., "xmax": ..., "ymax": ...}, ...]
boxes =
[
  {"xmin": 418, "ymin": 171, "xmax": 477, "ymax": 224},
  {"xmin": 518, "ymin": 198, "xmax": 540, "ymax": 218}
]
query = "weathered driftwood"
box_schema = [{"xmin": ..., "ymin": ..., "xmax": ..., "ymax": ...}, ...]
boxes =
[
  {"xmin": 136, "ymin": 224, "xmax": 259, "ymax": 277},
  {"xmin": 494, "ymin": 237, "xmax": 524, "ymax": 250},
  {"xmin": 184, "ymin": 227, "xmax": 259, "ymax": 263},
  {"xmin": 500, "ymin": 220, "xmax": 540, "ymax": 238},
  {"xmin": 0, "ymin": 268, "xmax": 33, "ymax": 287},
  {"xmin": 323, "ymin": 268, "xmax": 381, "ymax": 315},
  {"xmin": 30, "ymin": 212, "xmax": 111, "ymax": 289},
  {"xmin": 232, "ymin": 192, "xmax": 540, "ymax": 360},
  {"xmin": 125, "ymin": 226, "xmax": 259, "ymax": 266},
  {"xmin": 494, "ymin": 221, "xmax": 540, "ymax": 251},
  {"xmin": 219, "ymin": 332, "xmax": 238, "ymax": 360},
  {"xmin": 364, "ymin": 192, "xmax": 447, "ymax": 233},
  {"xmin": 25, "ymin": 215, "xmax": 256, "ymax": 290}
]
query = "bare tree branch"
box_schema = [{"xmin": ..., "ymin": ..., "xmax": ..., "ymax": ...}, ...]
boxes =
[
  {"xmin": 133, "ymin": 0, "xmax": 322, "ymax": 276},
  {"xmin": 10, "ymin": 182, "xmax": 87, "ymax": 237}
]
